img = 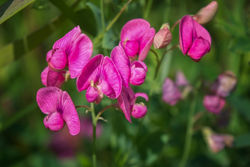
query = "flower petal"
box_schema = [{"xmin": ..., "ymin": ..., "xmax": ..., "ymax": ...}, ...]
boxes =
[
  {"xmin": 100, "ymin": 57, "xmax": 122, "ymax": 99},
  {"xmin": 117, "ymin": 87, "xmax": 135, "ymax": 123},
  {"xmin": 120, "ymin": 18, "xmax": 150, "ymax": 42},
  {"xmin": 132, "ymin": 104, "xmax": 147, "ymax": 119},
  {"xmin": 77, "ymin": 54, "xmax": 103, "ymax": 91},
  {"xmin": 61, "ymin": 91, "xmax": 80, "ymax": 136},
  {"xmin": 111, "ymin": 45, "xmax": 131, "ymax": 87},
  {"xmin": 43, "ymin": 112, "xmax": 64, "ymax": 131},
  {"xmin": 193, "ymin": 18, "xmax": 212, "ymax": 45},
  {"xmin": 138, "ymin": 28, "xmax": 155, "ymax": 61},
  {"xmin": 47, "ymin": 49, "xmax": 67, "ymax": 70},
  {"xmin": 53, "ymin": 26, "xmax": 81, "ymax": 54},
  {"xmin": 130, "ymin": 61, "xmax": 148, "ymax": 85},
  {"xmin": 179, "ymin": 15, "xmax": 195, "ymax": 54},
  {"xmin": 203, "ymin": 95, "xmax": 225, "ymax": 114},
  {"xmin": 68, "ymin": 34, "xmax": 93, "ymax": 78},
  {"xmin": 46, "ymin": 67, "xmax": 65, "ymax": 87},
  {"xmin": 187, "ymin": 37, "xmax": 210, "ymax": 61},
  {"xmin": 135, "ymin": 92, "xmax": 149, "ymax": 101},
  {"xmin": 162, "ymin": 78, "xmax": 182, "ymax": 106},
  {"xmin": 36, "ymin": 87, "xmax": 62, "ymax": 114}
]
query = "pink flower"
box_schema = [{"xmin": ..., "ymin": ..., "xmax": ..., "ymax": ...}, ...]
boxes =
[
  {"xmin": 153, "ymin": 23, "xmax": 172, "ymax": 49},
  {"xmin": 203, "ymin": 95, "xmax": 225, "ymax": 114},
  {"xmin": 175, "ymin": 71, "xmax": 189, "ymax": 87},
  {"xmin": 46, "ymin": 26, "xmax": 93, "ymax": 79},
  {"xmin": 118, "ymin": 86, "xmax": 148, "ymax": 122},
  {"xmin": 193, "ymin": 1, "xmax": 218, "ymax": 25},
  {"xmin": 77, "ymin": 54, "xmax": 122, "ymax": 103},
  {"xmin": 212, "ymin": 71, "xmax": 237, "ymax": 97},
  {"xmin": 130, "ymin": 60, "xmax": 148, "ymax": 85},
  {"xmin": 120, "ymin": 19, "xmax": 155, "ymax": 61},
  {"xmin": 36, "ymin": 87, "xmax": 80, "ymax": 136},
  {"xmin": 162, "ymin": 78, "xmax": 182, "ymax": 106},
  {"xmin": 179, "ymin": 15, "xmax": 211, "ymax": 61}
]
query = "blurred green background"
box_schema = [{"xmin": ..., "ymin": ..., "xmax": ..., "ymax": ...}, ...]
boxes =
[{"xmin": 0, "ymin": 0, "xmax": 249, "ymax": 166}]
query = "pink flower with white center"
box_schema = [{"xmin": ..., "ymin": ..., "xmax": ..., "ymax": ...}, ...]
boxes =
[
  {"xmin": 118, "ymin": 86, "xmax": 148, "ymax": 122},
  {"xmin": 36, "ymin": 87, "xmax": 80, "ymax": 136},
  {"xmin": 179, "ymin": 15, "xmax": 211, "ymax": 61},
  {"xmin": 203, "ymin": 95, "xmax": 225, "ymax": 114},
  {"xmin": 45, "ymin": 26, "xmax": 93, "ymax": 86},
  {"xmin": 76, "ymin": 54, "xmax": 122, "ymax": 103},
  {"xmin": 120, "ymin": 19, "xmax": 155, "ymax": 61},
  {"xmin": 162, "ymin": 78, "xmax": 182, "ymax": 106}
]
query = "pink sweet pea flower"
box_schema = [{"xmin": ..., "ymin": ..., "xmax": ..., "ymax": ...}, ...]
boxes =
[
  {"xmin": 77, "ymin": 54, "xmax": 122, "ymax": 103},
  {"xmin": 179, "ymin": 15, "xmax": 211, "ymax": 61},
  {"xmin": 120, "ymin": 19, "xmax": 155, "ymax": 61},
  {"xmin": 212, "ymin": 71, "xmax": 237, "ymax": 97},
  {"xmin": 47, "ymin": 26, "xmax": 93, "ymax": 79},
  {"xmin": 162, "ymin": 78, "xmax": 182, "ymax": 106},
  {"xmin": 175, "ymin": 71, "xmax": 189, "ymax": 87},
  {"xmin": 130, "ymin": 60, "xmax": 148, "ymax": 86},
  {"xmin": 118, "ymin": 86, "xmax": 148, "ymax": 122},
  {"xmin": 203, "ymin": 95, "xmax": 225, "ymax": 114},
  {"xmin": 36, "ymin": 87, "xmax": 80, "ymax": 136}
]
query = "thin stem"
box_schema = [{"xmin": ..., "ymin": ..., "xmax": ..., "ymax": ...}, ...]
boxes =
[
  {"xmin": 75, "ymin": 105, "xmax": 90, "ymax": 110},
  {"xmin": 150, "ymin": 49, "xmax": 160, "ymax": 64},
  {"xmin": 96, "ymin": 104, "xmax": 117, "ymax": 121},
  {"xmin": 171, "ymin": 19, "xmax": 180, "ymax": 32},
  {"xmin": 93, "ymin": 0, "xmax": 133, "ymax": 45},
  {"xmin": 90, "ymin": 103, "xmax": 97, "ymax": 167},
  {"xmin": 154, "ymin": 44, "xmax": 179, "ymax": 79},
  {"xmin": 179, "ymin": 93, "xmax": 198, "ymax": 167}
]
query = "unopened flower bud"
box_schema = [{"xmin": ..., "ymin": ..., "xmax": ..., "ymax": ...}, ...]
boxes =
[
  {"xmin": 203, "ymin": 95, "xmax": 225, "ymax": 114},
  {"xmin": 193, "ymin": 1, "xmax": 218, "ymax": 24},
  {"xmin": 86, "ymin": 86, "xmax": 101, "ymax": 103},
  {"xmin": 212, "ymin": 71, "xmax": 237, "ymax": 97},
  {"xmin": 132, "ymin": 103, "xmax": 147, "ymax": 119},
  {"xmin": 153, "ymin": 23, "xmax": 172, "ymax": 49},
  {"xmin": 130, "ymin": 61, "xmax": 148, "ymax": 85}
]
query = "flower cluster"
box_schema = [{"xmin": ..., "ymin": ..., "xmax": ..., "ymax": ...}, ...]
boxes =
[
  {"xmin": 203, "ymin": 71, "xmax": 237, "ymax": 114},
  {"xmin": 36, "ymin": 19, "xmax": 155, "ymax": 135}
]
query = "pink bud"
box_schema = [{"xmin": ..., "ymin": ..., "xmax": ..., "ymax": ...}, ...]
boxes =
[
  {"xmin": 130, "ymin": 61, "xmax": 148, "ymax": 85},
  {"xmin": 132, "ymin": 103, "xmax": 147, "ymax": 119},
  {"xmin": 153, "ymin": 23, "xmax": 172, "ymax": 49},
  {"xmin": 193, "ymin": 1, "xmax": 218, "ymax": 24},
  {"xmin": 212, "ymin": 71, "xmax": 237, "ymax": 97},
  {"xmin": 203, "ymin": 95, "xmax": 225, "ymax": 114}
]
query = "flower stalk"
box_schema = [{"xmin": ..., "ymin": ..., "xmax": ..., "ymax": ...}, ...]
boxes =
[{"xmin": 91, "ymin": 103, "xmax": 97, "ymax": 167}]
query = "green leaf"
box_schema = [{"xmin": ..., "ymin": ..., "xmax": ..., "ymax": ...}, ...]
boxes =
[
  {"xmin": 0, "ymin": 15, "xmax": 65, "ymax": 69},
  {"xmin": 49, "ymin": 0, "xmax": 97, "ymax": 36},
  {"xmin": 0, "ymin": 0, "xmax": 35, "ymax": 24},
  {"xmin": 228, "ymin": 96, "xmax": 250, "ymax": 122},
  {"xmin": 234, "ymin": 133, "xmax": 250, "ymax": 148}
]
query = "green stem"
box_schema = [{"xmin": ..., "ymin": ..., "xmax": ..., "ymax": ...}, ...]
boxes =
[
  {"xmin": 179, "ymin": 94, "xmax": 197, "ymax": 167},
  {"xmin": 150, "ymin": 49, "xmax": 160, "ymax": 65},
  {"xmin": 93, "ymin": 0, "xmax": 133, "ymax": 45},
  {"xmin": 91, "ymin": 103, "xmax": 97, "ymax": 167},
  {"xmin": 144, "ymin": 0, "xmax": 153, "ymax": 19}
]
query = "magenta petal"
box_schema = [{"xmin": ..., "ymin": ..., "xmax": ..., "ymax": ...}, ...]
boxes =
[
  {"xmin": 193, "ymin": 20, "xmax": 211, "ymax": 45},
  {"xmin": 53, "ymin": 26, "xmax": 81, "ymax": 53},
  {"xmin": 135, "ymin": 92, "xmax": 149, "ymax": 101},
  {"xmin": 130, "ymin": 61, "xmax": 147, "ymax": 86},
  {"xmin": 120, "ymin": 19, "xmax": 150, "ymax": 42},
  {"xmin": 46, "ymin": 68, "xmax": 65, "ymax": 87},
  {"xmin": 43, "ymin": 112, "xmax": 64, "ymax": 131},
  {"xmin": 47, "ymin": 49, "xmax": 67, "ymax": 70},
  {"xmin": 138, "ymin": 28, "xmax": 155, "ymax": 61},
  {"xmin": 118, "ymin": 87, "xmax": 135, "ymax": 123},
  {"xmin": 179, "ymin": 15, "xmax": 195, "ymax": 54},
  {"xmin": 61, "ymin": 91, "xmax": 80, "ymax": 136},
  {"xmin": 100, "ymin": 57, "xmax": 122, "ymax": 99},
  {"xmin": 187, "ymin": 37, "xmax": 210, "ymax": 61},
  {"xmin": 111, "ymin": 45, "xmax": 131, "ymax": 87},
  {"xmin": 68, "ymin": 34, "xmax": 93, "ymax": 78},
  {"xmin": 132, "ymin": 104, "xmax": 147, "ymax": 119},
  {"xmin": 203, "ymin": 95, "xmax": 225, "ymax": 114},
  {"xmin": 86, "ymin": 86, "xmax": 100, "ymax": 103},
  {"xmin": 77, "ymin": 54, "xmax": 103, "ymax": 91},
  {"xmin": 121, "ymin": 40, "xmax": 140, "ymax": 57},
  {"xmin": 36, "ymin": 87, "xmax": 62, "ymax": 114},
  {"xmin": 41, "ymin": 67, "xmax": 49, "ymax": 86}
]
